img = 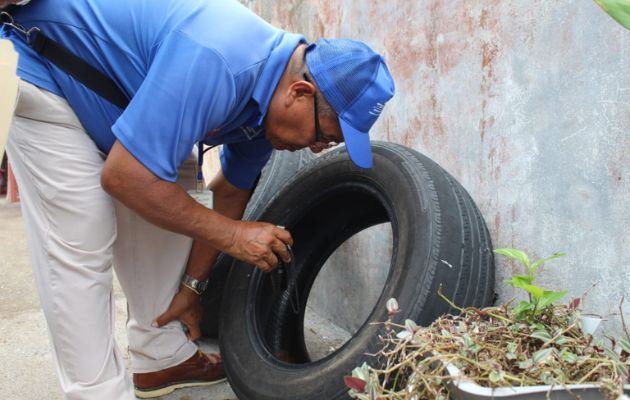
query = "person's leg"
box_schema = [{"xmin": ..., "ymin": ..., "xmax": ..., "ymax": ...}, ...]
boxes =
[
  {"xmin": 6, "ymin": 81, "xmax": 134, "ymax": 400},
  {"xmin": 113, "ymin": 156, "xmax": 225, "ymax": 398},
  {"xmin": 113, "ymin": 156, "xmax": 199, "ymax": 372}
]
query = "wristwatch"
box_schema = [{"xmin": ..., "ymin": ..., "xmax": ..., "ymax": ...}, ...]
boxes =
[{"xmin": 181, "ymin": 274, "xmax": 208, "ymax": 295}]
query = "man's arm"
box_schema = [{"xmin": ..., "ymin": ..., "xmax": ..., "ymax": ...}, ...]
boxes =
[
  {"xmin": 101, "ymin": 140, "xmax": 292, "ymax": 271},
  {"xmin": 0, "ymin": 0, "xmax": 31, "ymax": 8}
]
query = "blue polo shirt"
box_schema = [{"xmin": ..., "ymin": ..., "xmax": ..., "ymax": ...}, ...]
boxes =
[{"xmin": 2, "ymin": 0, "xmax": 305, "ymax": 189}]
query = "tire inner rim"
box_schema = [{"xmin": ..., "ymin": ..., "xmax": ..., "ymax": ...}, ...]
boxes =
[{"xmin": 246, "ymin": 181, "xmax": 398, "ymax": 366}]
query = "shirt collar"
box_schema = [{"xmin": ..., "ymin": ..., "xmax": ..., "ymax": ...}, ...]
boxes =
[{"xmin": 252, "ymin": 32, "xmax": 306, "ymax": 126}]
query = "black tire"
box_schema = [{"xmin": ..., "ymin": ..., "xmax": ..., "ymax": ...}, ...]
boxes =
[
  {"xmin": 200, "ymin": 149, "xmax": 316, "ymax": 338},
  {"xmin": 219, "ymin": 142, "xmax": 495, "ymax": 400}
]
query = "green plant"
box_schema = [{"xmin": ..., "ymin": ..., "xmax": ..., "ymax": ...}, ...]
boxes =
[
  {"xmin": 595, "ymin": 0, "xmax": 630, "ymax": 30},
  {"xmin": 495, "ymin": 248, "xmax": 568, "ymax": 322}
]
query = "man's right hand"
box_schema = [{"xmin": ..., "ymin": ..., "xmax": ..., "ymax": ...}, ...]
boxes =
[{"xmin": 227, "ymin": 221, "xmax": 293, "ymax": 272}]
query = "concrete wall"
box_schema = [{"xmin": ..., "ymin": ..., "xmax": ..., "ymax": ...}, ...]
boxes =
[{"xmin": 243, "ymin": 0, "xmax": 630, "ymax": 336}]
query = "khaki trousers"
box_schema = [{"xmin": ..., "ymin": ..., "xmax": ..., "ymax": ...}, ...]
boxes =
[{"xmin": 7, "ymin": 81, "xmax": 198, "ymax": 400}]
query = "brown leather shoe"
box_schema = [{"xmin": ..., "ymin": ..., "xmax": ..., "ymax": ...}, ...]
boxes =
[{"xmin": 133, "ymin": 351, "xmax": 226, "ymax": 398}]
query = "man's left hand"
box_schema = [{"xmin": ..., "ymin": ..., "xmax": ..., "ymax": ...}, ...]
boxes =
[{"xmin": 153, "ymin": 285, "xmax": 202, "ymax": 341}]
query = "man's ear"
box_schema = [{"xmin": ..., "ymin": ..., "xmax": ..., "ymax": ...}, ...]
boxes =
[
  {"xmin": 287, "ymin": 79, "xmax": 315, "ymax": 101},
  {"xmin": 282, "ymin": 79, "xmax": 315, "ymax": 108}
]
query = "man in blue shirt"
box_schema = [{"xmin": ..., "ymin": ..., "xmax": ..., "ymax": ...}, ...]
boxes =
[{"xmin": 1, "ymin": 0, "xmax": 395, "ymax": 398}]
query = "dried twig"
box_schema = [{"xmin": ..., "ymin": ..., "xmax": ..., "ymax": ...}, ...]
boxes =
[{"xmin": 620, "ymin": 296, "xmax": 630, "ymax": 342}]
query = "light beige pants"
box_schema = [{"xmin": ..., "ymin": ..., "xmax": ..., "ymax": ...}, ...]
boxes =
[{"xmin": 6, "ymin": 81, "xmax": 198, "ymax": 400}]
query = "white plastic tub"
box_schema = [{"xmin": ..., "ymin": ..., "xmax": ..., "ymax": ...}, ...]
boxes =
[{"xmin": 445, "ymin": 363, "xmax": 630, "ymax": 400}]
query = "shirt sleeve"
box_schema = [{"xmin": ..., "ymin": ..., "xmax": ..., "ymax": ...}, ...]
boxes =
[
  {"xmin": 220, "ymin": 136, "xmax": 273, "ymax": 190},
  {"xmin": 111, "ymin": 30, "xmax": 236, "ymax": 182}
]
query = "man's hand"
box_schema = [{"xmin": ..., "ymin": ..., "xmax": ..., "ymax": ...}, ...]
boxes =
[
  {"xmin": 228, "ymin": 222, "xmax": 293, "ymax": 273},
  {"xmin": 153, "ymin": 285, "xmax": 202, "ymax": 341}
]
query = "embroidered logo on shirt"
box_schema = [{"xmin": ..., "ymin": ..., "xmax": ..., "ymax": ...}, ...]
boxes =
[{"xmin": 240, "ymin": 126, "xmax": 263, "ymax": 140}]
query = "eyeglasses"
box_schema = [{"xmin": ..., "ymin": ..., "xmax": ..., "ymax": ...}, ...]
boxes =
[
  {"xmin": 302, "ymin": 73, "xmax": 341, "ymax": 150},
  {"xmin": 303, "ymin": 73, "xmax": 324, "ymax": 144}
]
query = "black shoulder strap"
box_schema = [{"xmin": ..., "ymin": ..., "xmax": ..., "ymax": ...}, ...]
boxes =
[
  {"xmin": 1, "ymin": 11, "xmax": 130, "ymax": 109},
  {"xmin": 29, "ymin": 33, "xmax": 129, "ymax": 109}
]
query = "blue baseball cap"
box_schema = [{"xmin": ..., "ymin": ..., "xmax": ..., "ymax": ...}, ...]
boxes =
[{"xmin": 305, "ymin": 38, "xmax": 395, "ymax": 168}]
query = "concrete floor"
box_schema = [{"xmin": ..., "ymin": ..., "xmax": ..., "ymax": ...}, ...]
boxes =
[
  {"xmin": 0, "ymin": 199, "xmax": 236, "ymax": 400},
  {"xmin": 0, "ymin": 198, "xmax": 351, "ymax": 400}
]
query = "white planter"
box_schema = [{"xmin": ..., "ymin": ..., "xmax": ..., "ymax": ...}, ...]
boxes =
[{"xmin": 445, "ymin": 363, "xmax": 630, "ymax": 400}]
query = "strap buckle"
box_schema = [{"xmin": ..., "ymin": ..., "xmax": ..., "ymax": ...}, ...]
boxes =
[{"xmin": 1, "ymin": 11, "xmax": 40, "ymax": 45}]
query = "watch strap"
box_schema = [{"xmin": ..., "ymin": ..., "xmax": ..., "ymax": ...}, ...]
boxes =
[{"xmin": 181, "ymin": 274, "xmax": 208, "ymax": 295}]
